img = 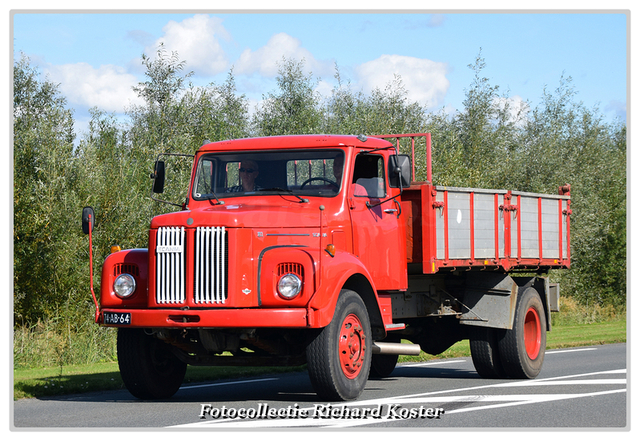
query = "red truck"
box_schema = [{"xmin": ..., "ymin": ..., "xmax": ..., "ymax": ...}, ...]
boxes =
[{"xmin": 82, "ymin": 133, "xmax": 571, "ymax": 401}]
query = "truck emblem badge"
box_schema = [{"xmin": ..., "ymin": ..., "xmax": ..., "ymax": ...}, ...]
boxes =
[
  {"xmin": 257, "ymin": 232, "xmax": 263, "ymax": 237},
  {"xmin": 242, "ymin": 288, "xmax": 251, "ymax": 295},
  {"xmin": 156, "ymin": 245, "xmax": 183, "ymax": 254}
]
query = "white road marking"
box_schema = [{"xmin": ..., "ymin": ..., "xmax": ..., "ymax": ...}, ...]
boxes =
[
  {"xmin": 546, "ymin": 347, "xmax": 598, "ymax": 354},
  {"xmin": 170, "ymin": 367, "xmax": 626, "ymax": 429},
  {"xmin": 179, "ymin": 377, "xmax": 278, "ymax": 390},
  {"xmin": 396, "ymin": 359, "xmax": 467, "ymax": 368},
  {"xmin": 328, "ymin": 388, "xmax": 627, "ymax": 429},
  {"xmin": 500, "ymin": 379, "xmax": 626, "ymax": 386}
]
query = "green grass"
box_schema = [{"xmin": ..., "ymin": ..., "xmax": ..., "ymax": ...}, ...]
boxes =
[
  {"xmin": 14, "ymin": 319, "xmax": 626, "ymax": 400},
  {"xmin": 13, "ymin": 362, "xmax": 123, "ymax": 399},
  {"xmin": 12, "ymin": 362, "xmax": 305, "ymax": 400},
  {"xmin": 546, "ymin": 319, "xmax": 627, "ymax": 348},
  {"xmin": 398, "ymin": 318, "xmax": 627, "ymax": 364}
]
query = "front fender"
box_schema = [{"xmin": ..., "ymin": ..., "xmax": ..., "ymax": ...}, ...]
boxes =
[
  {"xmin": 307, "ymin": 250, "xmax": 381, "ymax": 328},
  {"xmin": 258, "ymin": 245, "xmax": 316, "ymax": 307},
  {"xmin": 100, "ymin": 249, "xmax": 149, "ymax": 308}
]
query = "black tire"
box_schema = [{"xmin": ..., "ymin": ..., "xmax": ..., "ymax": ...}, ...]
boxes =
[
  {"xmin": 369, "ymin": 353, "xmax": 399, "ymax": 379},
  {"xmin": 306, "ymin": 290, "xmax": 372, "ymax": 401},
  {"xmin": 470, "ymin": 327, "xmax": 507, "ymax": 379},
  {"xmin": 369, "ymin": 336, "xmax": 400, "ymax": 378},
  {"xmin": 117, "ymin": 328, "xmax": 187, "ymax": 399},
  {"xmin": 498, "ymin": 287, "xmax": 547, "ymax": 379}
]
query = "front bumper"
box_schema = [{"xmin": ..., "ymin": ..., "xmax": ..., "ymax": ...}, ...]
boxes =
[{"xmin": 100, "ymin": 307, "xmax": 310, "ymax": 328}]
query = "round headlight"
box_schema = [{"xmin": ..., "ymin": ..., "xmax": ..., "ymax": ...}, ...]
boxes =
[
  {"xmin": 277, "ymin": 274, "xmax": 302, "ymax": 299},
  {"xmin": 114, "ymin": 273, "xmax": 137, "ymax": 298}
]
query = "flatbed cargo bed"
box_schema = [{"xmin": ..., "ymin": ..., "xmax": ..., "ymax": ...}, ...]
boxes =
[{"xmin": 401, "ymin": 183, "xmax": 571, "ymax": 274}]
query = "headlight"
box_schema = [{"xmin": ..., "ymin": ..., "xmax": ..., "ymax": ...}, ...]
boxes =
[
  {"xmin": 114, "ymin": 273, "xmax": 137, "ymax": 298},
  {"xmin": 277, "ymin": 273, "xmax": 302, "ymax": 299}
]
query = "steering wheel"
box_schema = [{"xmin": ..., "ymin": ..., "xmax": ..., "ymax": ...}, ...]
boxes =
[{"xmin": 300, "ymin": 177, "xmax": 339, "ymax": 189}]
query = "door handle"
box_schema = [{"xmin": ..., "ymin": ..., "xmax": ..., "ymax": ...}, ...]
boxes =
[{"xmin": 384, "ymin": 208, "xmax": 398, "ymax": 214}]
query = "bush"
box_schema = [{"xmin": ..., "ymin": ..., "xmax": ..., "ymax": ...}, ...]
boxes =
[
  {"xmin": 14, "ymin": 318, "xmax": 117, "ymax": 370},
  {"xmin": 551, "ymin": 296, "xmax": 625, "ymax": 326}
]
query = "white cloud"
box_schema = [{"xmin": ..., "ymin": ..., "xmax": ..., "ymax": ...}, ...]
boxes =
[
  {"xmin": 151, "ymin": 14, "xmax": 231, "ymax": 76},
  {"xmin": 355, "ymin": 54, "xmax": 450, "ymax": 108},
  {"xmin": 315, "ymin": 79, "xmax": 335, "ymax": 100},
  {"xmin": 493, "ymin": 95, "xmax": 530, "ymax": 126},
  {"xmin": 45, "ymin": 62, "xmax": 143, "ymax": 113},
  {"xmin": 234, "ymin": 32, "xmax": 332, "ymax": 77}
]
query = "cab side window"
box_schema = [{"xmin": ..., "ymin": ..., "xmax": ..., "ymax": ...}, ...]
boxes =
[{"xmin": 352, "ymin": 154, "xmax": 385, "ymax": 198}]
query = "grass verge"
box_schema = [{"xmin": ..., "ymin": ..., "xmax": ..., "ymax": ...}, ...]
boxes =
[
  {"xmin": 14, "ymin": 319, "xmax": 626, "ymax": 400},
  {"xmin": 13, "ymin": 362, "xmax": 306, "ymax": 400}
]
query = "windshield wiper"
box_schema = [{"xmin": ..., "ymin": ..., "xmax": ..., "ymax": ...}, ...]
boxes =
[
  {"xmin": 261, "ymin": 187, "xmax": 309, "ymax": 203},
  {"xmin": 196, "ymin": 192, "xmax": 224, "ymax": 205}
]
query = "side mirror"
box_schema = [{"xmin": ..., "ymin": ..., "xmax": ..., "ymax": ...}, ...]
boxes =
[
  {"xmin": 152, "ymin": 160, "xmax": 165, "ymax": 194},
  {"xmin": 82, "ymin": 206, "xmax": 95, "ymax": 234},
  {"xmin": 388, "ymin": 155, "xmax": 411, "ymax": 188}
]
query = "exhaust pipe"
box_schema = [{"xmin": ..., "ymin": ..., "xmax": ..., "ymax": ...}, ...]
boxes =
[{"xmin": 372, "ymin": 342, "xmax": 421, "ymax": 356}]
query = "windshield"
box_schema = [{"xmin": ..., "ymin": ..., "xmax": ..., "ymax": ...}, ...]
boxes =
[{"xmin": 193, "ymin": 150, "xmax": 345, "ymax": 200}]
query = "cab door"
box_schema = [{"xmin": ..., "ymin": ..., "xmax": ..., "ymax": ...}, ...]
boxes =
[{"xmin": 348, "ymin": 153, "xmax": 407, "ymax": 290}]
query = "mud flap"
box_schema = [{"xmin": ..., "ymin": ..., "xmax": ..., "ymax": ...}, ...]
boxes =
[{"xmin": 459, "ymin": 273, "xmax": 518, "ymax": 330}]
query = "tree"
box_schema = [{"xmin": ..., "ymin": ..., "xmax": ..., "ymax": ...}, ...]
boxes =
[
  {"xmin": 253, "ymin": 58, "xmax": 323, "ymax": 136},
  {"xmin": 175, "ymin": 69, "xmax": 250, "ymax": 146},
  {"xmin": 322, "ymin": 65, "xmax": 370, "ymax": 135},
  {"xmin": 440, "ymin": 51, "xmax": 528, "ymax": 188},
  {"xmin": 127, "ymin": 43, "xmax": 194, "ymax": 154},
  {"xmin": 13, "ymin": 54, "xmax": 80, "ymax": 324},
  {"xmin": 365, "ymin": 74, "xmax": 427, "ymax": 136}
]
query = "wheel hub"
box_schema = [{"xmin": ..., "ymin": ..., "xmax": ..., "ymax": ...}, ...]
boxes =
[
  {"xmin": 339, "ymin": 313, "xmax": 366, "ymax": 379},
  {"xmin": 523, "ymin": 306, "xmax": 541, "ymax": 359}
]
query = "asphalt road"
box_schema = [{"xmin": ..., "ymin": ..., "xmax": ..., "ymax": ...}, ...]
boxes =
[{"xmin": 13, "ymin": 343, "xmax": 627, "ymax": 429}]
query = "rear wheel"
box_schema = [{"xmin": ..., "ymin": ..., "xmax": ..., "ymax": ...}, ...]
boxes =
[
  {"xmin": 306, "ymin": 290, "xmax": 372, "ymax": 401},
  {"xmin": 470, "ymin": 327, "xmax": 507, "ymax": 378},
  {"xmin": 117, "ymin": 328, "xmax": 187, "ymax": 399},
  {"xmin": 370, "ymin": 336, "xmax": 400, "ymax": 378},
  {"xmin": 498, "ymin": 287, "xmax": 547, "ymax": 379}
]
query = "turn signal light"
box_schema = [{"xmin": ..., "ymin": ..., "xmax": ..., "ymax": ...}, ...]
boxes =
[
  {"xmin": 110, "ymin": 245, "xmax": 122, "ymax": 254},
  {"xmin": 325, "ymin": 244, "xmax": 336, "ymax": 257}
]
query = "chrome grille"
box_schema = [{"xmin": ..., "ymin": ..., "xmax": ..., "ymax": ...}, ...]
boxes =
[
  {"xmin": 155, "ymin": 227, "xmax": 186, "ymax": 304},
  {"xmin": 194, "ymin": 226, "xmax": 227, "ymax": 304}
]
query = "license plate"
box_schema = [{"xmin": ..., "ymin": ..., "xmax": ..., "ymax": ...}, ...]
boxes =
[{"xmin": 103, "ymin": 312, "xmax": 131, "ymax": 325}]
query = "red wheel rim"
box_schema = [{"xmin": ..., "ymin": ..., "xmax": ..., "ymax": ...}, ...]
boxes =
[
  {"xmin": 338, "ymin": 313, "xmax": 366, "ymax": 379},
  {"xmin": 523, "ymin": 306, "xmax": 541, "ymax": 359}
]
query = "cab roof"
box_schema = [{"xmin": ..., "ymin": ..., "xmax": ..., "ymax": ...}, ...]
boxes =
[{"xmin": 198, "ymin": 134, "xmax": 393, "ymax": 153}]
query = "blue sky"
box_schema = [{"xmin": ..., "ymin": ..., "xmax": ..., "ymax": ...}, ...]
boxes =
[{"xmin": 10, "ymin": 7, "xmax": 629, "ymax": 138}]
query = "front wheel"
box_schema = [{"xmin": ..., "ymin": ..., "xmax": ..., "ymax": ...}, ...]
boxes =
[
  {"xmin": 117, "ymin": 328, "xmax": 187, "ymax": 399},
  {"xmin": 498, "ymin": 287, "xmax": 547, "ymax": 379},
  {"xmin": 306, "ymin": 290, "xmax": 372, "ymax": 401}
]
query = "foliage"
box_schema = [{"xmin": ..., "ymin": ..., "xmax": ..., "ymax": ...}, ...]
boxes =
[
  {"xmin": 323, "ymin": 65, "xmax": 428, "ymax": 137},
  {"xmin": 551, "ymin": 295, "xmax": 625, "ymax": 326},
  {"xmin": 13, "ymin": 47, "xmax": 626, "ymax": 367},
  {"xmin": 429, "ymin": 52, "xmax": 528, "ymax": 188},
  {"xmin": 253, "ymin": 58, "xmax": 324, "ymax": 136},
  {"xmin": 519, "ymin": 78, "xmax": 627, "ymax": 307},
  {"xmin": 13, "ymin": 54, "xmax": 81, "ymax": 324}
]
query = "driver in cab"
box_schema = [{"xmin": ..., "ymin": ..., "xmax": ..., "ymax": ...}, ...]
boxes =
[{"xmin": 226, "ymin": 160, "xmax": 262, "ymax": 193}]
